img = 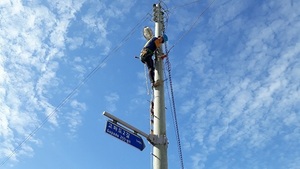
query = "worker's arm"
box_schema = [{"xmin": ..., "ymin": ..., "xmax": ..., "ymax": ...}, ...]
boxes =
[{"xmin": 154, "ymin": 37, "xmax": 163, "ymax": 48}]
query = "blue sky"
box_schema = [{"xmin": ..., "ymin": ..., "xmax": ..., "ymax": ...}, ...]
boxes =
[{"xmin": 1, "ymin": 0, "xmax": 300, "ymax": 169}]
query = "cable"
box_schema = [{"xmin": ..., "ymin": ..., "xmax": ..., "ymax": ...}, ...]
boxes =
[
  {"xmin": 0, "ymin": 12, "xmax": 150, "ymax": 167},
  {"xmin": 170, "ymin": 0, "xmax": 203, "ymax": 11},
  {"xmin": 166, "ymin": 0, "xmax": 216, "ymax": 54},
  {"xmin": 164, "ymin": 43, "xmax": 185, "ymax": 169},
  {"xmin": 160, "ymin": 0, "xmax": 205, "ymax": 31},
  {"xmin": 161, "ymin": 2, "xmax": 170, "ymax": 33},
  {"xmin": 161, "ymin": 1, "xmax": 216, "ymax": 168},
  {"xmin": 144, "ymin": 64, "xmax": 150, "ymax": 95}
]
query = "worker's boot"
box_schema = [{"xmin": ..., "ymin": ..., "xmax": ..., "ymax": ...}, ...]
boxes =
[
  {"xmin": 159, "ymin": 54, "xmax": 167, "ymax": 60},
  {"xmin": 152, "ymin": 80, "xmax": 160, "ymax": 88}
]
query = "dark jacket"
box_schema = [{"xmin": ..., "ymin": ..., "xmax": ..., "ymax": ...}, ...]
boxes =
[{"xmin": 143, "ymin": 37, "xmax": 163, "ymax": 52}]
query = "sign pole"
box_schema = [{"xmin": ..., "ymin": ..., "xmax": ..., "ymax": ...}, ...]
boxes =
[
  {"xmin": 103, "ymin": 3, "xmax": 168, "ymax": 168},
  {"xmin": 153, "ymin": 3, "xmax": 168, "ymax": 169}
]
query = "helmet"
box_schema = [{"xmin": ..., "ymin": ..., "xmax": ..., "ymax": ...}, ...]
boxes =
[{"xmin": 163, "ymin": 34, "xmax": 168, "ymax": 42}]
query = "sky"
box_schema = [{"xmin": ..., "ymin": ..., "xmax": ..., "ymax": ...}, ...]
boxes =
[{"xmin": 1, "ymin": 0, "xmax": 300, "ymax": 169}]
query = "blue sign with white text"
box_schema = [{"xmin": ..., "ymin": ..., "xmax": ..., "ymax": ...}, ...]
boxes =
[{"xmin": 105, "ymin": 120, "xmax": 145, "ymax": 151}]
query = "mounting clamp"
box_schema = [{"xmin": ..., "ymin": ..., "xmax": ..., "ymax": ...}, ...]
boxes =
[{"xmin": 147, "ymin": 134, "xmax": 168, "ymax": 146}]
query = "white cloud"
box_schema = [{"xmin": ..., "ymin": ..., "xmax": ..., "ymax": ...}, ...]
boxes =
[
  {"xmin": 0, "ymin": 0, "xmax": 85, "ymax": 164},
  {"xmin": 67, "ymin": 37, "xmax": 84, "ymax": 50},
  {"xmin": 105, "ymin": 93, "xmax": 120, "ymax": 113},
  {"xmin": 171, "ymin": 0, "xmax": 300, "ymax": 168},
  {"xmin": 103, "ymin": 0, "xmax": 136, "ymax": 19},
  {"xmin": 179, "ymin": 99, "xmax": 195, "ymax": 115},
  {"xmin": 65, "ymin": 100, "xmax": 86, "ymax": 138},
  {"xmin": 0, "ymin": 0, "xmax": 142, "ymax": 166},
  {"xmin": 191, "ymin": 153, "xmax": 206, "ymax": 169}
]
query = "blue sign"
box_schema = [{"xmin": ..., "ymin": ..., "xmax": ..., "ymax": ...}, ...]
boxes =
[{"xmin": 105, "ymin": 120, "xmax": 145, "ymax": 151}]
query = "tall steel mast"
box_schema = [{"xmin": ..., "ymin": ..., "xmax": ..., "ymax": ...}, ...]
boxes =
[{"xmin": 152, "ymin": 3, "xmax": 168, "ymax": 169}]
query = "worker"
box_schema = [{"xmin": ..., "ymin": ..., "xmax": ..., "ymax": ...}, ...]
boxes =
[{"xmin": 140, "ymin": 34, "xmax": 168, "ymax": 87}]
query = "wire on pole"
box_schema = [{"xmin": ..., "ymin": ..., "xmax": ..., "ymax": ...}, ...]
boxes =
[
  {"xmin": 0, "ymin": 11, "xmax": 151, "ymax": 167},
  {"xmin": 166, "ymin": 0, "xmax": 216, "ymax": 54}
]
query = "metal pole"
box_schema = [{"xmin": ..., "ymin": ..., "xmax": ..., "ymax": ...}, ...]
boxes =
[{"xmin": 153, "ymin": 3, "xmax": 168, "ymax": 169}]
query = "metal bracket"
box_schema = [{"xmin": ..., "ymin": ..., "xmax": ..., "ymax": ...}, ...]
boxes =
[{"xmin": 147, "ymin": 134, "xmax": 168, "ymax": 146}]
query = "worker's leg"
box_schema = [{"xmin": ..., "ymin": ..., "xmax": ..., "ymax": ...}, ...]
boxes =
[
  {"xmin": 145, "ymin": 57, "xmax": 154, "ymax": 83},
  {"xmin": 145, "ymin": 58, "xmax": 159, "ymax": 87}
]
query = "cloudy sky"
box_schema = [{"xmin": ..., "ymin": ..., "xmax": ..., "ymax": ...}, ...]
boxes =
[{"xmin": 1, "ymin": 0, "xmax": 300, "ymax": 169}]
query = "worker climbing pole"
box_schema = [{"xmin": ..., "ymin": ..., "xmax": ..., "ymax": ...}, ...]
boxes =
[
  {"xmin": 140, "ymin": 3, "xmax": 169, "ymax": 169},
  {"xmin": 103, "ymin": 1, "xmax": 216, "ymax": 168},
  {"xmin": 138, "ymin": 3, "xmax": 168, "ymax": 169},
  {"xmin": 139, "ymin": 28, "xmax": 168, "ymax": 88}
]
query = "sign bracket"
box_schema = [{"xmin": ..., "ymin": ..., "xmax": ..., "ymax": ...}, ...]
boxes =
[{"xmin": 103, "ymin": 111, "xmax": 168, "ymax": 150}]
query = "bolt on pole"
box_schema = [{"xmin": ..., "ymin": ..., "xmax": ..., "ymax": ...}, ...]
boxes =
[{"xmin": 152, "ymin": 3, "xmax": 168, "ymax": 169}]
